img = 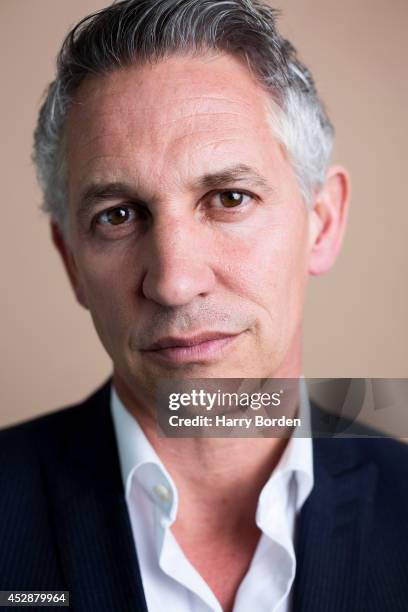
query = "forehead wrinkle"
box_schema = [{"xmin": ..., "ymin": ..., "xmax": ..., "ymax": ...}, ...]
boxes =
[
  {"xmin": 72, "ymin": 111, "xmax": 252, "ymax": 157},
  {"xmin": 157, "ymin": 130, "xmax": 244, "ymax": 154},
  {"xmin": 74, "ymin": 155, "xmax": 135, "ymax": 181},
  {"xmin": 150, "ymin": 93, "xmax": 258, "ymax": 110},
  {"xmin": 143, "ymin": 94, "xmax": 264, "ymax": 126},
  {"xmin": 69, "ymin": 68, "xmax": 273, "ymax": 149},
  {"xmin": 80, "ymin": 79, "xmax": 263, "ymax": 123},
  {"xmin": 75, "ymin": 74, "xmax": 258, "ymax": 111},
  {"xmin": 72, "ymin": 54, "xmax": 272, "ymax": 122},
  {"xmin": 159, "ymin": 110, "xmax": 251, "ymax": 129}
]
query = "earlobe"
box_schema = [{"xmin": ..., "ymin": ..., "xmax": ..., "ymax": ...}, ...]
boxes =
[
  {"xmin": 308, "ymin": 165, "xmax": 351, "ymax": 276},
  {"xmin": 50, "ymin": 220, "xmax": 89, "ymax": 310}
]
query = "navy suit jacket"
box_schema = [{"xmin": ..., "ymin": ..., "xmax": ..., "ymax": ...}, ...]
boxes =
[{"xmin": 1, "ymin": 378, "xmax": 408, "ymax": 611}]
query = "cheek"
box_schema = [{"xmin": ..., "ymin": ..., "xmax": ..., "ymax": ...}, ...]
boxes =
[
  {"xmin": 74, "ymin": 246, "xmax": 137, "ymax": 342},
  {"xmin": 217, "ymin": 210, "xmax": 309, "ymax": 316},
  {"xmin": 77, "ymin": 240, "xmax": 136, "ymax": 295}
]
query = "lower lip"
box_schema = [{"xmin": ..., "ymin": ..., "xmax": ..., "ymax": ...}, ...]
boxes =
[{"xmin": 144, "ymin": 335, "xmax": 240, "ymax": 365}]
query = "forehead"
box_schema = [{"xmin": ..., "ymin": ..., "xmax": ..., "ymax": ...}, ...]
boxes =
[{"xmin": 65, "ymin": 53, "xmax": 285, "ymax": 198}]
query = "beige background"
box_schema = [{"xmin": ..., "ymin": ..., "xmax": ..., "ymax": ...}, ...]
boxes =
[{"xmin": 1, "ymin": 0, "xmax": 407, "ymax": 429}]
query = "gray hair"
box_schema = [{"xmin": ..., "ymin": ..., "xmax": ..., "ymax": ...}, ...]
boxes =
[{"xmin": 33, "ymin": 0, "xmax": 334, "ymax": 235}]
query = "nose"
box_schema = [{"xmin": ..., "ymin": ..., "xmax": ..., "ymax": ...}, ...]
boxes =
[{"xmin": 141, "ymin": 214, "xmax": 216, "ymax": 307}]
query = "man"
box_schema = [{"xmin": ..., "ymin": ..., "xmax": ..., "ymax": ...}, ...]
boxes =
[{"xmin": 1, "ymin": 1, "xmax": 407, "ymax": 611}]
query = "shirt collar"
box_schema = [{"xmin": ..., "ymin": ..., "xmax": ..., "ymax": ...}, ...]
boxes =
[
  {"xmin": 282, "ymin": 376, "xmax": 314, "ymax": 511},
  {"xmin": 111, "ymin": 385, "xmax": 178, "ymax": 521}
]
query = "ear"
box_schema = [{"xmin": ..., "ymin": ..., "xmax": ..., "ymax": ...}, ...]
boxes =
[
  {"xmin": 308, "ymin": 164, "xmax": 351, "ymax": 276},
  {"xmin": 50, "ymin": 220, "xmax": 89, "ymax": 310}
]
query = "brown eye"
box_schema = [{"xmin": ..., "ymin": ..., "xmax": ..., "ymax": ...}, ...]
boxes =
[
  {"xmin": 219, "ymin": 191, "xmax": 247, "ymax": 208},
  {"xmin": 98, "ymin": 206, "xmax": 136, "ymax": 226}
]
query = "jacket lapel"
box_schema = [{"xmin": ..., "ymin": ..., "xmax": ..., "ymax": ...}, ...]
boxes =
[
  {"xmin": 39, "ymin": 379, "xmax": 148, "ymax": 612},
  {"xmin": 293, "ymin": 427, "xmax": 378, "ymax": 612}
]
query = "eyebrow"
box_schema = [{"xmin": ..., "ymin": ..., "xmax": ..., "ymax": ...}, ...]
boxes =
[
  {"xmin": 76, "ymin": 163, "xmax": 272, "ymax": 224},
  {"xmin": 197, "ymin": 163, "xmax": 271, "ymax": 191}
]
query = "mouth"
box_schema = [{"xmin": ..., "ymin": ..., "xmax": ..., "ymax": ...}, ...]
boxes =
[{"xmin": 141, "ymin": 331, "xmax": 243, "ymax": 365}]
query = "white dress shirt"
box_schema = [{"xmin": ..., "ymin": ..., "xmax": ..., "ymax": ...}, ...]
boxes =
[{"xmin": 110, "ymin": 381, "xmax": 314, "ymax": 612}]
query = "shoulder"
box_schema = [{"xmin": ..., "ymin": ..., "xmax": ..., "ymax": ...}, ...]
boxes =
[
  {"xmin": 311, "ymin": 398, "xmax": 408, "ymax": 516},
  {"xmin": 0, "ymin": 380, "xmax": 111, "ymax": 588},
  {"xmin": 313, "ymin": 433, "xmax": 408, "ymax": 523},
  {"xmin": 0, "ymin": 378, "xmax": 111, "ymax": 471},
  {"xmin": 355, "ymin": 434, "xmax": 408, "ymax": 465},
  {"xmin": 346, "ymin": 435, "xmax": 408, "ymax": 500}
]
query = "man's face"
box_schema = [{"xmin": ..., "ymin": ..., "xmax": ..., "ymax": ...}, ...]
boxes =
[{"xmin": 62, "ymin": 53, "xmax": 314, "ymax": 397}]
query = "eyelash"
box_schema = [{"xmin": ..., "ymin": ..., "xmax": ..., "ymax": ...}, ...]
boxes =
[{"xmin": 94, "ymin": 190, "xmax": 255, "ymax": 228}]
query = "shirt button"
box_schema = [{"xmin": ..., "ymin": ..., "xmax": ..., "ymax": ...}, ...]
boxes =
[{"xmin": 153, "ymin": 483, "xmax": 171, "ymax": 502}]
